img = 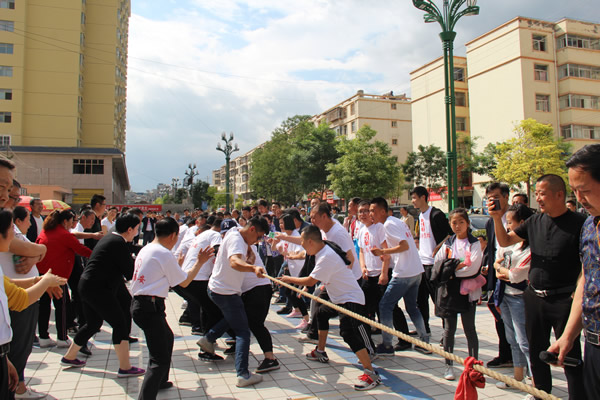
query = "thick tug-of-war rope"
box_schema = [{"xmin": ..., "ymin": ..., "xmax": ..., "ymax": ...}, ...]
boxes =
[{"xmin": 264, "ymin": 274, "xmax": 559, "ymax": 400}]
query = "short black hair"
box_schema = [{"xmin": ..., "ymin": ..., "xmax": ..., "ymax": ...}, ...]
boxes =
[
  {"xmin": 507, "ymin": 203, "xmax": 534, "ymax": 222},
  {"xmin": 566, "ymin": 144, "xmax": 600, "ymax": 183},
  {"xmin": 128, "ymin": 207, "xmax": 143, "ymax": 217},
  {"xmin": 513, "ymin": 193, "xmax": 528, "ymax": 203},
  {"xmin": 0, "ymin": 158, "xmax": 15, "ymax": 171},
  {"xmin": 206, "ymin": 215, "xmax": 216, "ymax": 225},
  {"xmin": 448, "ymin": 208, "xmax": 469, "ymax": 223},
  {"xmin": 537, "ymin": 174, "xmax": 566, "ymax": 195},
  {"xmin": 284, "ymin": 207, "xmax": 302, "ymax": 222},
  {"xmin": 301, "ymin": 225, "xmax": 323, "ymax": 243},
  {"xmin": 115, "ymin": 214, "xmax": 140, "ymax": 233},
  {"xmin": 257, "ymin": 199, "xmax": 268, "ymax": 208},
  {"xmin": 90, "ymin": 194, "xmax": 106, "ymax": 209},
  {"xmin": 29, "ymin": 197, "xmax": 41, "ymax": 207},
  {"xmin": 155, "ymin": 217, "xmax": 179, "ymax": 237},
  {"xmin": 314, "ymin": 202, "xmax": 331, "ymax": 218},
  {"xmin": 0, "ymin": 210, "xmax": 13, "ymax": 238},
  {"xmin": 80, "ymin": 209, "xmax": 95, "ymax": 218},
  {"xmin": 13, "ymin": 206, "xmax": 28, "ymax": 222},
  {"xmin": 358, "ymin": 200, "xmax": 370, "ymax": 208},
  {"xmin": 486, "ymin": 182, "xmax": 510, "ymax": 196},
  {"xmin": 212, "ymin": 218, "xmax": 223, "ymax": 228},
  {"xmin": 12, "ymin": 179, "xmax": 20, "ymax": 189},
  {"xmin": 350, "ymin": 197, "xmax": 361, "ymax": 205},
  {"xmin": 247, "ymin": 216, "xmax": 269, "ymax": 234},
  {"xmin": 370, "ymin": 197, "xmax": 388, "ymax": 213},
  {"xmin": 272, "ymin": 202, "xmax": 281, "ymax": 208},
  {"xmin": 566, "ymin": 199, "xmax": 577, "ymax": 206},
  {"xmin": 281, "ymin": 214, "xmax": 296, "ymax": 231},
  {"xmin": 242, "ymin": 206, "xmax": 251, "ymax": 212},
  {"xmin": 400, "ymin": 206, "xmax": 408, "ymax": 211},
  {"xmin": 409, "ymin": 186, "xmax": 428, "ymax": 201}
]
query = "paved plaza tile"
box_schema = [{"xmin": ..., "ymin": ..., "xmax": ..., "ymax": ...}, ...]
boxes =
[{"xmin": 25, "ymin": 293, "xmax": 570, "ymax": 399}]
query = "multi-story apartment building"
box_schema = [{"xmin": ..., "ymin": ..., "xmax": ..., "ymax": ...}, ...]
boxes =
[
  {"xmin": 0, "ymin": 0, "xmax": 130, "ymax": 203},
  {"xmin": 212, "ymin": 147, "xmax": 258, "ymax": 203},
  {"xmin": 311, "ymin": 90, "xmax": 413, "ymax": 164},
  {"xmin": 411, "ymin": 16, "xmax": 600, "ymax": 209}
]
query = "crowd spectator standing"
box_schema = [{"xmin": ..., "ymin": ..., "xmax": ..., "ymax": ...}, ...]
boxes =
[
  {"xmin": 25, "ymin": 199, "xmax": 44, "ymax": 243},
  {"xmin": 141, "ymin": 212, "xmax": 156, "ymax": 246},
  {"xmin": 399, "ymin": 206, "xmax": 415, "ymax": 238}
]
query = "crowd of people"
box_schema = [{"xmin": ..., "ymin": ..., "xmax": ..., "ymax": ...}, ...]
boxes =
[{"xmin": 0, "ymin": 143, "xmax": 598, "ymax": 400}]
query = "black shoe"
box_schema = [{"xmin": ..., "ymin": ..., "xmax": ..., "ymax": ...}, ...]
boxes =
[
  {"xmin": 224, "ymin": 344, "xmax": 236, "ymax": 355},
  {"xmin": 128, "ymin": 336, "xmax": 138, "ymax": 344},
  {"xmin": 255, "ymin": 358, "xmax": 280, "ymax": 373},
  {"xmin": 408, "ymin": 330, "xmax": 418, "ymax": 336},
  {"xmin": 225, "ymin": 338, "xmax": 236, "ymax": 345},
  {"xmin": 394, "ymin": 342, "xmax": 412, "ymax": 351},
  {"xmin": 274, "ymin": 298, "xmax": 286, "ymax": 305},
  {"xmin": 191, "ymin": 327, "xmax": 205, "ymax": 336},
  {"xmin": 276, "ymin": 307, "xmax": 292, "ymax": 315},
  {"xmin": 159, "ymin": 381, "xmax": 173, "ymax": 390},
  {"xmin": 198, "ymin": 351, "xmax": 224, "ymax": 362},
  {"xmin": 79, "ymin": 345, "xmax": 92, "ymax": 356},
  {"xmin": 487, "ymin": 357, "xmax": 513, "ymax": 368}
]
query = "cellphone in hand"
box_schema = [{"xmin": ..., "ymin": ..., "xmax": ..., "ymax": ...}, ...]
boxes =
[{"xmin": 491, "ymin": 199, "xmax": 501, "ymax": 211}]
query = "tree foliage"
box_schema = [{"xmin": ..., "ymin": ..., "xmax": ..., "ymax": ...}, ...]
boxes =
[
  {"xmin": 402, "ymin": 144, "xmax": 447, "ymax": 190},
  {"xmin": 190, "ymin": 180, "xmax": 212, "ymax": 209},
  {"xmin": 327, "ymin": 125, "xmax": 401, "ymax": 199},
  {"xmin": 210, "ymin": 190, "xmax": 233, "ymax": 210},
  {"xmin": 493, "ymin": 119, "xmax": 571, "ymax": 196}
]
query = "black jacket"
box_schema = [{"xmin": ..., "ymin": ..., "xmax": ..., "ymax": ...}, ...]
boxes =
[
  {"xmin": 430, "ymin": 207, "xmax": 453, "ymax": 245},
  {"xmin": 141, "ymin": 217, "xmax": 156, "ymax": 233},
  {"xmin": 26, "ymin": 214, "xmax": 44, "ymax": 242}
]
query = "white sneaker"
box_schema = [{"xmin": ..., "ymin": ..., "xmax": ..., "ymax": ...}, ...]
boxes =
[
  {"xmin": 444, "ymin": 365, "xmax": 455, "ymax": 381},
  {"xmin": 14, "ymin": 387, "xmax": 47, "ymax": 399},
  {"xmin": 38, "ymin": 338, "xmax": 56, "ymax": 348},
  {"xmin": 181, "ymin": 300, "xmax": 188, "ymax": 310},
  {"xmin": 496, "ymin": 378, "xmax": 525, "ymax": 389},
  {"xmin": 522, "ymin": 395, "xmax": 536, "ymax": 400},
  {"xmin": 236, "ymin": 372, "xmax": 263, "ymax": 387},
  {"xmin": 56, "ymin": 339, "xmax": 71, "ymax": 348}
]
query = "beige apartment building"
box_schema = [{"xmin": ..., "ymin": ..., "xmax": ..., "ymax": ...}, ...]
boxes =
[
  {"xmin": 0, "ymin": 0, "xmax": 130, "ymax": 203},
  {"xmin": 311, "ymin": 90, "xmax": 413, "ymax": 164},
  {"xmin": 212, "ymin": 147, "xmax": 258, "ymax": 203},
  {"xmin": 411, "ymin": 16, "xmax": 600, "ymax": 209}
]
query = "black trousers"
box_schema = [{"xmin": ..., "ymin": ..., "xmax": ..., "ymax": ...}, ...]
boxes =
[
  {"xmin": 132, "ymin": 296, "xmax": 172, "ymax": 400},
  {"xmin": 38, "ymin": 285, "xmax": 69, "ymax": 341},
  {"xmin": 0, "ymin": 354, "xmax": 9, "ymax": 400},
  {"xmin": 142, "ymin": 231, "xmax": 155, "ymax": 246},
  {"xmin": 242, "ymin": 284, "xmax": 273, "ymax": 353},
  {"xmin": 68, "ymin": 256, "xmax": 86, "ymax": 328},
  {"xmin": 173, "ymin": 281, "xmax": 222, "ymax": 332},
  {"xmin": 584, "ymin": 341, "xmax": 600, "ymax": 400},
  {"xmin": 361, "ymin": 276, "xmax": 385, "ymax": 322},
  {"xmin": 523, "ymin": 287, "xmax": 585, "ymax": 399},
  {"xmin": 417, "ymin": 265, "xmax": 435, "ymax": 334},
  {"xmin": 315, "ymin": 301, "xmax": 375, "ymax": 354},
  {"xmin": 9, "ymin": 303, "xmax": 38, "ymax": 384}
]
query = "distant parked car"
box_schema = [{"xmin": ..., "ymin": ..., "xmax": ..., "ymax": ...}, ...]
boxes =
[{"xmin": 469, "ymin": 214, "xmax": 491, "ymax": 230}]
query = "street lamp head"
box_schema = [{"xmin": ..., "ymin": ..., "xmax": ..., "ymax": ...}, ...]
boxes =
[
  {"xmin": 424, "ymin": 13, "xmax": 438, "ymax": 23},
  {"xmin": 464, "ymin": 5, "xmax": 479, "ymax": 16},
  {"xmin": 221, "ymin": 132, "xmax": 226, "ymax": 141},
  {"xmin": 467, "ymin": 0, "xmax": 477, "ymax": 6},
  {"xmin": 233, "ymin": 143, "xmax": 239, "ymax": 152},
  {"xmin": 229, "ymin": 132, "xmax": 234, "ymax": 141},
  {"xmin": 216, "ymin": 143, "xmax": 222, "ymax": 151},
  {"xmin": 412, "ymin": 0, "xmax": 430, "ymax": 11}
]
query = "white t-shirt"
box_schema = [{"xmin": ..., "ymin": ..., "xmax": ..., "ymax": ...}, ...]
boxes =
[
  {"xmin": 434, "ymin": 237, "xmax": 483, "ymax": 301},
  {"xmin": 358, "ymin": 223, "xmax": 385, "ymax": 277},
  {"xmin": 33, "ymin": 215, "xmax": 43, "ymax": 239},
  {"xmin": 0, "ymin": 266, "xmax": 12, "ymax": 345},
  {"xmin": 172, "ymin": 224, "xmax": 189, "ymax": 254},
  {"xmin": 496, "ymin": 243, "xmax": 531, "ymax": 295},
  {"xmin": 384, "ymin": 216, "xmax": 424, "ymax": 278},
  {"xmin": 241, "ymin": 246, "xmax": 270, "ymax": 293},
  {"xmin": 182, "ymin": 229, "xmax": 222, "ymax": 281},
  {"xmin": 101, "ymin": 217, "xmax": 115, "ymax": 232},
  {"xmin": 418, "ymin": 207, "xmax": 437, "ymax": 265},
  {"xmin": 71, "ymin": 222, "xmax": 85, "ymax": 244},
  {"xmin": 277, "ymin": 230, "xmax": 304, "ymax": 277},
  {"xmin": 175, "ymin": 226, "xmax": 199, "ymax": 258},
  {"xmin": 0, "ymin": 224, "xmax": 39, "ymax": 279},
  {"xmin": 310, "ymin": 244, "xmax": 365, "ymax": 305},
  {"xmin": 131, "ymin": 243, "xmax": 187, "ymax": 298},
  {"xmin": 321, "ymin": 220, "xmax": 362, "ymax": 280},
  {"xmin": 208, "ymin": 228, "xmax": 250, "ymax": 296}
]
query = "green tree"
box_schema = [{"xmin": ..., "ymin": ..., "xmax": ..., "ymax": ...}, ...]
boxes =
[
  {"xmin": 210, "ymin": 190, "xmax": 233, "ymax": 210},
  {"xmin": 327, "ymin": 125, "xmax": 401, "ymax": 199},
  {"xmin": 190, "ymin": 180, "xmax": 212, "ymax": 209},
  {"xmin": 493, "ymin": 119, "xmax": 570, "ymax": 196},
  {"xmin": 290, "ymin": 121, "xmax": 339, "ymax": 197},
  {"xmin": 402, "ymin": 144, "xmax": 447, "ymax": 190}
]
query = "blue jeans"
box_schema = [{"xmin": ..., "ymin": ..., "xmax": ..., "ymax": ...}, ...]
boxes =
[
  {"xmin": 379, "ymin": 274, "xmax": 429, "ymax": 346},
  {"xmin": 207, "ymin": 290, "xmax": 251, "ymax": 378},
  {"xmin": 500, "ymin": 293, "xmax": 530, "ymax": 371}
]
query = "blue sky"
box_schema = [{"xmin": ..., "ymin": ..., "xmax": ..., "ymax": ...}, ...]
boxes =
[{"xmin": 125, "ymin": 0, "xmax": 596, "ymax": 192}]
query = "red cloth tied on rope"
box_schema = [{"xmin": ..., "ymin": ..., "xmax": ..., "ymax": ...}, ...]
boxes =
[{"xmin": 454, "ymin": 356, "xmax": 485, "ymax": 400}]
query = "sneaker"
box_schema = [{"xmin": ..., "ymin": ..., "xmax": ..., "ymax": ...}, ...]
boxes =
[
  {"xmin": 225, "ymin": 338, "xmax": 236, "ymax": 345},
  {"xmin": 39, "ymin": 338, "xmax": 56, "ymax": 348},
  {"xmin": 273, "ymin": 297, "xmax": 286, "ymax": 305},
  {"xmin": 286, "ymin": 310, "xmax": 302, "ymax": 318},
  {"xmin": 297, "ymin": 335, "xmax": 319, "ymax": 344},
  {"xmin": 487, "ymin": 357, "xmax": 513, "ymax": 368},
  {"xmin": 522, "ymin": 395, "xmax": 535, "ymax": 400},
  {"xmin": 181, "ymin": 300, "xmax": 188, "ymax": 309},
  {"xmin": 117, "ymin": 366, "xmax": 145, "ymax": 378},
  {"xmin": 128, "ymin": 337, "xmax": 139, "ymax": 344},
  {"xmin": 56, "ymin": 339, "xmax": 71, "ymax": 348},
  {"xmin": 32, "ymin": 336, "xmax": 39, "ymax": 348},
  {"xmin": 191, "ymin": 327, "xmax": 204, "ymax": 336},
  {"xmin": 159, "ymin": 381, "xmax": 174, "ymax": 390},
  {"xmin": 224, "ymin": 344, "xmax": 236, "ymax": 355},
  {"xmin": 375, "ymin": 343, "xmax": 395, "ymax": 356},
  {"xmin": 354, "ymin": 370, "xmax": 381, "ymax": 391},
  {"xmin": 179, "ymin": 316, "xmax": 192, "ymax": 326},
  {"xmin": 67, "ymin": 327, "xmax": 78, "ymax": 336},
  {"xmin": 198, "ymin": 351, "xmax": 224, "ymax": 362},
  {"xmin": 414, "ymin": 345, "xmax": 433, "ymax": 355},
  {"xmin": 496, "ymin": 378, "xmax": 525, "ymax": 389},
  {"xmin": 79, "ymin": 344, "xmax": 92, "ymax": 356},
  {"xmin": 408, "ymin": 330, "xmax": 418, "ymax": 336},
  {"xmin": 394, "ymin": 342, "xmax": 412, "ymax": 352},
  {"xmin": 444, "ymin": 365, "xmax": 455, "ymax": 381},
  {"xmin": 197, "ymin": 337, "xmax": 215, "ymax": 354},
  {"xmin": 255, "ymin": 358, "xmax": 280, "ymax": 373},
  {"xmin": 14, "ymin": 387, "xmax": 47, "ymax": 399},
  {"xmin": 295, "ymin": 319, "xmax": 309, "ymax": 330},
  {"xmin": 236, "ymin": 372, "xmax": 263, "ymax": 387},
  {"xmin": 306, "ymin": 347, "xmax": 329, "ymax": 363},
  {"xmin": 60, "ymin": 357, "xmax": 86, "ymax": 368},
  {"xmin": 276, "ymin": 306, "xmax": 292, "ymax": 315},
  {"xmin": 301, "ymin": 323, "xmax": 311, "ymax": 334}
]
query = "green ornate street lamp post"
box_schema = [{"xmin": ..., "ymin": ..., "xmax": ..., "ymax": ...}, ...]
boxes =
[
  {"xmin": 216, "ymin": 132, "xmax": 239, "ymax": 213},
  {"xmin": 412, "ymin": 0, "xmax": 479, "ymax": 210}
]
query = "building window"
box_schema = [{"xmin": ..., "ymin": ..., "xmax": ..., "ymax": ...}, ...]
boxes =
[
  {"xmin": 533, "ymin": 34, "xmax": 547, "ymax": 51},
  {"xmin": 559, "ymin": 94, "xmax": 600, "ymax": 110},
  {"xmin": 557, "ymin": 34, "xmax": 600, "ymax": 50},
  {"xmin": 0, "ymin": 112, "xmax": 10, "ymax": 123},
  {"xmin": 536, "ymin": 94, "xmax": 550, "ymax": 112},
  {"xmin": 456, "ymin": 117, "xmax": 466, "ymax": 131},
  {"xmin": 391, "ymin": 121, "xmax": 397, "ymax": 128},
  {"xmin": 561, "ymin": 125, "xmax": 600, "ymax": 139},
  {"xmin": 73, "ymin": 159, "xmax": 104, "ymax": 175},
  {"xmin": 391, "ymin": 138, "xmax": 398, "ymax": 145},
  {"xmin": 0, "ymin": 21, "xmax": 13, "ymax": 32},
  {"xmin": 351, "ymin": 121, "xmax": 356, "ymax": 132},
  {"xmin": 0, "ymin": 89, "xmax": 11, "ymax": 100},
  {"xmin": 0, "ymin": 44, "xmax": 13, "ymax": 55},
  {"xmin": 0, "ymin": 1, "xmax": 15, "ymax": 10},
  {"xmin": 455, "ymin": 92, "xmax": 466, "ymax": 107},
  {"xmin": 0, "ymin": 135, "xmax": 9, "ymax": 147},
  {"xmin": 534, "ymin": 64, "xmax": 548, "ymax": 81},
  {"xmin": 454, "ymin": 67, "xmax": 465, "ymax": 82},
  {"xmin": 350, "ymin": 103, "xmax": 355, "ymax": 115},
  {"xmin": 0, "ymin": 66, "xmax": 12, "ymax": 77},
  {"xmin": 559, "ymin": 64, "xmax": 600, "ymax": 80},
  {"xmin": 391, "ymin": 103, "xmax": 397, "ymax": 110}
]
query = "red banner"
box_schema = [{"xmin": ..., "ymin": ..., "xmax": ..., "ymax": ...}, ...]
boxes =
[{"xmin": 109, "ymin": 204, "xmax": 163, "ymax": 212}]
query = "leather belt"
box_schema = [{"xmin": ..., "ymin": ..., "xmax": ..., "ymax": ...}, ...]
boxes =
[
  {"xmin": 0, "ymin": 343, "xmax": 10, "ymax": 357},
  {"xmin": 529, "ymin": 284, "xmax": 576, "ymax": 298},
  {"xmin": 586, "ymin": 330, "xmax": 600, "ymax": 346}
]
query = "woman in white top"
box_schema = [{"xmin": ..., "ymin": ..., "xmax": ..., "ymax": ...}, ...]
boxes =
[
  {"xmin": 493, "ymin": 204, "xmax": 534, "ymax": 388},
  {"xmin": 101, "ymin": 207, "xmax": 118, "ymax": 234}
]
